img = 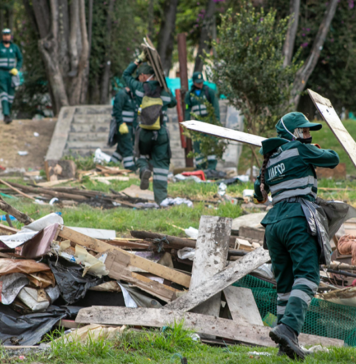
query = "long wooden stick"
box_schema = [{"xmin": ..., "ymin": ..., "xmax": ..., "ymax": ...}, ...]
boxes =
[
  {"xmin": 0, "ymin": 179, "xmax": 36, "ymax": 201},
  {"xmin": 0, "ymin": 197, "xmax": 34, "ymax": 225}
]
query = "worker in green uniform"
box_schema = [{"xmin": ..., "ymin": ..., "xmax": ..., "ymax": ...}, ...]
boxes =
[
  {"xmin": 110, "ymin": 86, "xmax": 137, "ymax": 171},
  {"xmin": 184, "ymin": 72, "xmax": 220, "ymax": 170},
  {"xmin": 0, "ymin": 28, "xmax": 22, "ymax": 124},
  {"xmin": 254, "ymin": 112, "xmax": 339, "ymax": 360},
  {"xmin": 123, "ymin": 56, "xmax": 177, "ymax": 204}
]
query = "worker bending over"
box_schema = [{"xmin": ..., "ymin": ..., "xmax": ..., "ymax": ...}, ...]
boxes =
[
  {"xmin": 123, "ymin": 55, "xmax": 176, "ymax": 204},
  {"xmin": 185, "ymin": 72, "xmax": 220, "ymax": 170},
  {"xmin": 254, "ymin": 112, "xmax": 339, "ymax": 360},
  {"xmin": 0, "ymin": 28, "xmax": 22, "ymax": 124}
]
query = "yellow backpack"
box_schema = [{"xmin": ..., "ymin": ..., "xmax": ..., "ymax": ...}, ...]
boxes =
[{"xmin": 139, "ymin": 84, "xmax": 163, "ymax": 130}]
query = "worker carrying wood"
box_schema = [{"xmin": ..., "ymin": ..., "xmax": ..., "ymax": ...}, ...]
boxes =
[
  {"xmin": 253, "ymin": 112, "xmax": 339, "ymax": 360},
  {"xmin": 0, "ymin": 28, "xmax": 22, "ymax": 125},
  {"xmin": 110, "ymin": 86, "xmax": 138, "ymax": 171},
  {"xmin": 184, "ymin": 72, "xmax": 220, "ymax": 170},
  {"xmin": 122, "ymin": 54, "xmax": 176, "ymax": 204}
]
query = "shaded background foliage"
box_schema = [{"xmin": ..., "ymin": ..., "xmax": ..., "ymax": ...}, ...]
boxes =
[{"xmin": 0, "ymin": 0, "xmax": 354, "ymax": 119}]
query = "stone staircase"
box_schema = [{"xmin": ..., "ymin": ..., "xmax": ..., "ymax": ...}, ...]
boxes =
[{"xmin": 45, "ymin": 101, "xmax": 243, "ymax": 170}]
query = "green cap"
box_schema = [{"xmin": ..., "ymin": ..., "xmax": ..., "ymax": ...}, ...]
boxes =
[
  {"xmin": 137, "ymin": 63, "xmax": 154, "ymax": 76},
  {"xmin": 192, "ymin": 71, "xmax": 204, "ymax": 83},
  {"xmin": 275, "ymin": 112, "xmax": 322, "ymax": 140},
  {"xmin": 2, "ymin": 28, "xmax": 11, "ymax": 35}
]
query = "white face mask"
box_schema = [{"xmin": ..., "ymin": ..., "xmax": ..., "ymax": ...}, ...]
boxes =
[{"xmin": 293, "ymin": 128, "xmax": 304, "ymax": 139}]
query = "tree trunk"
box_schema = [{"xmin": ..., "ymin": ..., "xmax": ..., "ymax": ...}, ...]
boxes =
[
  {"xmin": 194, "ymin": 0, "xmax": 216, "ymax": 73},
  {"xmin": 157, "ymin": 0, "xmax": 179, "ymax": 76},
  {"xmin": 283, "ymin": 0, "xmax": 300, "ymax": 67},
  {"xmin": 148, "ymin": 0, "xmax": 154, "ymax": 38},
  {"xmin": 28, "ymin": 0, "xmax": 90, "ymax": 114},
  {"xmin": 290, "ymin": 0, "xmax": 338, "ymax": 106},
  {"xmin": 100, "ymin": 0, "xmax": 115, "ymax": 105}
]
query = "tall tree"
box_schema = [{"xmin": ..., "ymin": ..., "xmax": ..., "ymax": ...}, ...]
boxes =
[
  {"xmin": 290, "ymin": 0, "xmax": 338, "ymax": 106},
  {"xmin": 23, "ymin": 0, "xmax": 89, "ymax": 114},
  {"xmin": 282, "ymin": 0, "xmax": 300, "ymax": 67},
  {"xmin": 157, "ymin": 0, "xmax": 179, "ymax": 75},
  {"xmin": 194, "ymin": 0, "xmax": 216, "ymax": 72}
]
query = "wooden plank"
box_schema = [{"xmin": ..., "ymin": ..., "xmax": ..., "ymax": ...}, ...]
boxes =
[
  {"xmin": 164, "ymin": 247, "xmax": 270, "ymax": 311},
  {"xmin": 224, "ymin": 286, "xmax": 263, "ymax": 326},
  {"xmin": 181, "ymin": 120, "xmax": 266, "ymax": 147},
  {"xmin": 308, "ymin": 89, "xmax": 356, "ymax": 169},
  {"xmin": 0, "ymin": 179, "xmax": 35, "ymax": 201},
  {"xmin": 58, "ymin": 226, "xmax": 191, "ymax": 287},
  {"xmin": 45, "ymin": 106, "xmax": 76, "ymax": 160},
  {"xmin": 190, "ymin": 216, "xmax": 231, "ymax": 324},
  {"xmin": 75, "ymin": 307, "xmax": 344, "ymax": 348},
  {"xmin": 105, "ymin": 250, "xmax": 179, "ymax": 302}
]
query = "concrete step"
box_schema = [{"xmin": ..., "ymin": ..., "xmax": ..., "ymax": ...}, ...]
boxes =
[
  {"xmin": 75, "ymin": 105, "xmax": 112, "ymax": 115},
  {"xmin": 71, "ymin": 123, "xmax": 110, "ymax": 133},
  {"xmin": 66, "ymin": 141, "xmax": 110, "ymax": 150},
  {"xmin": 64, "ymin": 147, "xmax": 116, "ymax": 157},
  {"xmin": 73, "ymin": 115, "xmax": 111, "ymax": 124},
  {"xmin": 68, "ymin": 132, "xmax": 108, "ymax": 142}
]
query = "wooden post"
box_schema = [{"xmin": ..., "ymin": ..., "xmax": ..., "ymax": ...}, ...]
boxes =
[
  {"xmin": 177, "ymin": 33, "xmax": 193, "ymax": 167},
  {"xmin": 190, "ymin": 216, "xmax": 231, "ymax": 338}
]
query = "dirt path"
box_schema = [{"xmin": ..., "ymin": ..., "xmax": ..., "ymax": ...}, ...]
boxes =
[{"xmin": 0, "ymin": 118, "xmax": 57, "ymax": 170}]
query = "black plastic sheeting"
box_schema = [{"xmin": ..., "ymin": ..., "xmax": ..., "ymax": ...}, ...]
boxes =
[
  {"xmin": 49, "ymin": 258, "xmax": 104, "ymax": 305},
  {"xmin": 0, "ymin": 305, "xmax": 79, "ymax": 346}
]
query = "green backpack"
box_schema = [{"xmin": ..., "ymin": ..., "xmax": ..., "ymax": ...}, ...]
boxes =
[{"xmin": 139, "ymin": 83, "xmax": 163, "ymax": 130}]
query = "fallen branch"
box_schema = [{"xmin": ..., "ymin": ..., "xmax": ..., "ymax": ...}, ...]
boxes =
[
  {"xmin": 0, "ymin": 197, "xmax": 34, "ymax": 225},
  {"xmin": 0, "ymin": 179, "xmax": 36, "ymax": 201}
]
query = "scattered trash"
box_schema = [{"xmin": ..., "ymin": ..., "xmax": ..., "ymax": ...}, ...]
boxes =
[
  {"xmin": 17, "ymin": 151, "xmax": 28, "ymax": 156},
  {"xmin": 184, "ymin": 227, "xmax": 199, "ymax": 239},
  {"xmin": 160, "ymin": 197, "xmax": 193, "ymax": 208},
  {"xmin": 177, "ymin": 247, "xmax": 195, "ymax": 261},
  {"xmin": 93, "ymin": 148, "xmax": 112, "ymax": 164},
  {"xmin": 218, "ymin": 182, "xmax": 227, "ymax": 197},
  {"xmin": 247, "ymin": 351, "xmax": 271, "ymax": 356},
  {"xmin": 33, "ymin": 132, "xmax": 39, "ymax": 137}
]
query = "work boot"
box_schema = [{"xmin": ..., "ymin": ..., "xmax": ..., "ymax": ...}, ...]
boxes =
[
  {"xmin": 3, "ymin": 115, "xmax": 12, "ymax": 124},
  {"xmin": 270, "ymin": 324, "xmax": 305, "ymax": 361},
  {"xmin": 277, "ymin": 344, "xmax": 311, "ymax": 357},
  {"xmin": 140, "ymin": 169, "xmax": 151, "ymax": 190}
]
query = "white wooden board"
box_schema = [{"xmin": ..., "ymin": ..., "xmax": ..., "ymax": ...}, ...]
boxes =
[
  {"xmin": 224, "ymin": 286, "xmax": 263, "ymax": 326},
  {"xmin": 181, "ymin": 120, "xmax": 266, "ymax": 147},
  {"xmin": 308, "ymin": 89, "xmax": 356, "ymax": 169}
]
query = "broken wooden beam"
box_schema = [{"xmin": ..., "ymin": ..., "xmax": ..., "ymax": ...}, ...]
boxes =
[
  {"xmin": 58, "ymin": 226, "xmax": 191, "ymax": 288},
  {"xmin": 190, "ymin": 216, "xmax": 231, "ymax": 325},
  {"xmin": 164, "ymin": 247, "xmax": 270, "ymax": 311},
  {"xmin": 75, "ymin": 307, "xmax": 344, "ymax": 348}
]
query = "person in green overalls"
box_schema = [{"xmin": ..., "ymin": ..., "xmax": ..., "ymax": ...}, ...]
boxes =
[
  {"xmin": 0, "ymin": 28, "xmax": 23, "ymax": 124},
  {"xmin": 110, "ymin": 87, "xmax": 137, "ymax": 171},
  {"xmin": 184, "ymin": 72, "xmax": 220, "ymax": 170},
  {"xmin": 254, "ymin": 112, "xmax": 339, "ymax": 360},
  {"xmin": 122, "ymin": 55, "xmax": 177, "ymax": 204}
]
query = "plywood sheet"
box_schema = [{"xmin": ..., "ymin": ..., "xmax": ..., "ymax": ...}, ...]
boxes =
[
  {"xmin": 181, "ymin": 120, "xmax": 266, "ymax": 147},
  {"xmin": 308, "ymin": 89, "xmax": 356, "ymax": 169}
]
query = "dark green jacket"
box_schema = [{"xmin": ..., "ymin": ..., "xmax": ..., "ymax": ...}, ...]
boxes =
[
  {"xmin": 184, "ymin": 84, "xmax": 220, "ymax": 121},
  {"xmin": 122, "ymin": 62, "xmax": 176, "ymax": 125},
  {"xmin": 112, "ymin": 88, "xmax": 137, "ymax": 126},
  {"xmin": 254, "ymin": 139, "xmax": 339, "ymax": 225},
  {"xmin": 0, "ymin": 41, "xmax": 23, "ymax": 71}
]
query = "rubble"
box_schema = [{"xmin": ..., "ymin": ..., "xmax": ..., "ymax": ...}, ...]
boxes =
[{"xmin": 0, "ymin": 197, "xmax": 353, "ymax": 350}]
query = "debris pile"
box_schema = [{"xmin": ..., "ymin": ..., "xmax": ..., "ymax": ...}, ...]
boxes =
[{"xmin": 0, "ymin": 198, "xmax": 349, "ymax": 349}]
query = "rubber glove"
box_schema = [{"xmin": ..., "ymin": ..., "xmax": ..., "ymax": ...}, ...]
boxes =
[
  {"xmin": 136, "ymin": 51, "xmax": 147, "ymax": 63},
  {"xmin": 313, "ymin": 143, "xmax": 321, "ymax": 149},
  {"xmin": 119, "ymin": 123, "xmax": 129, "ymax": 134},
  {"xmin": 9, "ymin": 68, "xmax": 18, "ymax": 76}
]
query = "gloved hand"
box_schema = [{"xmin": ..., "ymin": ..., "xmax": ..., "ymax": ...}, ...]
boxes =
[
  {"xmin": 313, "ymin": 143, "xmax": 321, "ymax": 149},
  {"xmin": 136, "ymin": 51, "xmax": 147, "ymax": 63},
  {"xmin": 9, "ymin": 68, "xmax": 18, "ymax": 76},
  {"xmin": 119, "ymin": 123, "xmax": 129, "ymax": 134},
  {"xmin": 253, "ymin": 197, "xmax": 267, "ymax": 204}
]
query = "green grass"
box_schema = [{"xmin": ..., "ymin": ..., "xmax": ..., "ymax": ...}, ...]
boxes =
[
  {"xmin": 6, "ymin": 323, "xmax": 356, "ymax": 364},
  {"xmin": 238, "ymin": 119, "xmax": 356, "ymax": 175},
  {"xmin": 3, "ymin": 177, "xmax": 356, "ymax": 236}
]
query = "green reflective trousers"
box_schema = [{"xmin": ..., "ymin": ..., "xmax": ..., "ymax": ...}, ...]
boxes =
[
  {"xmin": 0, "ymin": 70, "xmax": 15, "ymax": 116},
  {"xmin": 136, "ymin": 127, "xmax": 170, "ymax": 205},
  {"xmin": 265, "ymin": 216, "xmax": 320, "ymax": 335}
]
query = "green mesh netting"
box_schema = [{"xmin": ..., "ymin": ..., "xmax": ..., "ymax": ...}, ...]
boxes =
[{"xmin": 233, "ymin": 275, "xmax": 356, "ymax": 346}]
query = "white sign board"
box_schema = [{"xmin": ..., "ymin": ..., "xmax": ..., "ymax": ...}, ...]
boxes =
[
  {"xmin": 308, "ymin": 89, "xmax": 356, "ymax": 169},
  {"xmin": 181, "ymin": 120, "xmax": 266, "ymax": 147}
]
